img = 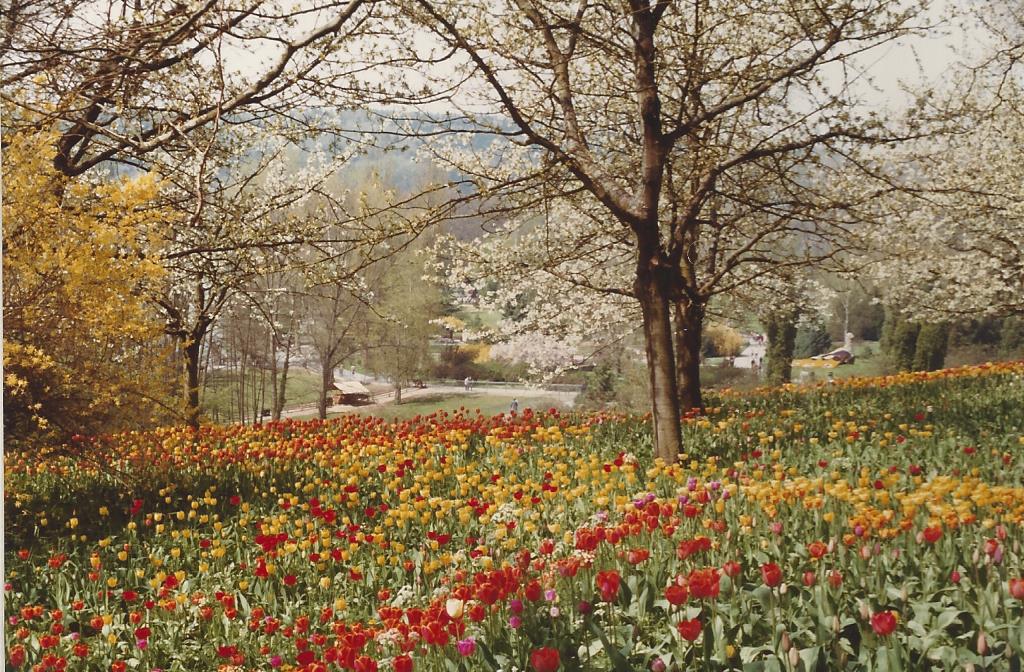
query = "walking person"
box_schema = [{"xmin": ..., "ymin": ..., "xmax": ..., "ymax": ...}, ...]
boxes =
[
  {"xmin": 510, "ymin": 398, "xmax": 519, "ymax": 414},
  {"xmin": 464, "ymin": 376, "xmax": 472, "ymax": 391}
]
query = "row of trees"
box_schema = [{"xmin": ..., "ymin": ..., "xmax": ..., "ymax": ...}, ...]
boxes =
[
  {"xmin": 4, "ymin": 0, "xmax": 1023, "ymax": 462},
  {"xmin": 199, "ymin": 246, "xmax": 439, "ymax": 424},
  {"xmin": 2, "ymin": 106, "xmax": 446, "ymax": 446},
  {"xmin": 417, "ymin": 1, "xmax": 1024, "ymax": 461}
]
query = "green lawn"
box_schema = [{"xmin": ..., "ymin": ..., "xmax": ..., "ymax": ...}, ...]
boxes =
[
  {"xmin": 280, "ymin": 393, "xmax": 569, "ymax": 420},
  {"xmin": 280, "ymin": 392, "xmax": 571, "ymax": 422},
  {"xmin": 363, "ymin": 393, "xmax": 568, "ymax": 421},
  {"xmin": 454, "ymin": 306, "xmax": 504, "ymax": 332},
  {"xmin": 793, "ymin": 341, "xmax": 889, "ymax": 381}
]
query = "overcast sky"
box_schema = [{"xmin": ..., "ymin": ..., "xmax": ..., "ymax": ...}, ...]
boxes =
[{"xmin": 850, "ymin": 0, "xmax": 990, "ymax": 111}]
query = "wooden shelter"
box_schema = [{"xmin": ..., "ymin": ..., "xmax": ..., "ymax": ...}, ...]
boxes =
[{"xmin": 328, "ymin": 380, "xmax": 372, "ymax": 406}]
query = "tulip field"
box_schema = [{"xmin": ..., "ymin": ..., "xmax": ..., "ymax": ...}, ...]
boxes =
[{"xmin": 5, "ymin": 362, "xmax": 1024, "ymax": 672}]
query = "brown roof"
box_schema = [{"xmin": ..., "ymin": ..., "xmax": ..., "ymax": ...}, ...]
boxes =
[{"xmin": 330, "ymin": 380, "xmax": 371, "ymax": 395}]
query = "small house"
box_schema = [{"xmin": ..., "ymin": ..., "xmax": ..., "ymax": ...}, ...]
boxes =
[{"xmin": 328, "ymin": 380, "xmax": 372, "ymax": 406}]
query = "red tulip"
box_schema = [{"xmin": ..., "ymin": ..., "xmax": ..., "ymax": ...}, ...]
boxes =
[
  {"xmin": 807, "ymin": 541, "xmax": 828, "ymax": 559},
  {"xmin": 761, "ymin": 563, "xmax": 783, "ymax": 588},
  {"xmin": 596, "ymin": 570, "xmax": 621, "ymax": 602},
  {"xmin": 476, "ymin": 583, "xmax": 499, "ymax": 605},
  {"xmin": 665, "ymin": 584, "xmax": 688, "ymax": 606},
  {"xmin": 1009, "ymin": 578, "xmax": 1024, "ymax": 600},
  {"xmin": 802, "ymin": 571, "xmax": 816, "ymax": 587},
  {"xmin": 393, "ymin": 655, "xmax": 413, "ymax": 672},
  {"xmin": 722, "ymin": 561, "xmax": 742, "ymax": 578},
  {"xmin": 530, "ymin": 647, "xmax": 561, "ymax": 672},
  {"xmin": 677, "ymin": 618, "xmax": 702, "ymax": 641},
  {"xmin": 677, "ymin": 536, "xmax": 712, "ymax": 560},
  {"xmin": 354, "ymin": 656, "xmax": 378, "ymax": 672},
  {"xmin": 627, "ymin": 548, "xmax": 650, "ymax": 565},
  {"xmin": 687, "ymin": 568, "xmax": 721, "ymax": 599},
  {"xmin": 9, "ymin": 645, "xmax": 26, "ymax": 668},
  {"xmin": 922, "ymin": 526, "xmax": 942, "ymax": 544},
  {"xmin": 870, "ymin": 611, "xmax": 898, "ymax": 636},
  {"xmin": 468, "ymin": 604, "xmax": 486, "ymax": 622}
]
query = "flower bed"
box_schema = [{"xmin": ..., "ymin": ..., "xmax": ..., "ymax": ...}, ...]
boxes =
[{"xmin": 5, "ymin": 362, "xmax": 1024, "ymax": 671}]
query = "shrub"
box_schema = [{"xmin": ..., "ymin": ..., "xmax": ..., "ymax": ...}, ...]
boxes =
[
  {"xmin": 764, "ymin": 313, "xmax": 797, "ymax": 384},
  {"xmin": 701, "ymin": 323, "xmax": 745, "ymax": 358},
  {"xmin": 1000, "ymin": 317, "xmax": 1024, "ymax": 355},
  {"xmin": 889, "ymin": 319, "xmax": 921, "ymax": 371},
  {"xmin": 794, "ymin": 321, "xmax": 833, "ymax": 358},
  {"xmin": 912, "ymin": 323, "xmax": 950, "ymax": 372}
]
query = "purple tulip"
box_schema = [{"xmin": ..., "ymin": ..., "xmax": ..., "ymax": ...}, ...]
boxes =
[{"xmin": 457, "ymin": 637, "xmax": 477, "ymax": 656}]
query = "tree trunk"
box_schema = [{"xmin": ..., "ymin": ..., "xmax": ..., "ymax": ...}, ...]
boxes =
[
  {"xmin": 269, "ymin": 333, "xmax": 280, "ymax": 420},
  {"xmin": 200, "ymin": 328, "xmax": 213, "ymax": 415},
  {"xmin": 635, "ymin": 265, "xmax": 683, "ymax": 463},
  {"xmin": 764, "ymin": 312, "xmax": 797, "ymax": 385},
  {"xmin": 273, "ymin": 341, "xmax": 291, "ymax": 421},
  {"xmin": 673, "ymin": 299, "xmax": 705, "ymax": 413},
  {"xmin": 252, "ymin": 362, "xmax": 265, "ymax": 425},
  {"xmin": 236, "ymin": 331, "xmax": 247, "ymax": 425},
  {"xmin": 318, "ymin": 363, "xmax": 332, "ymax": 420},
  {"xmin": 842, "ymin": 293, "xmax": 851, "ymax": 348},
  {"xmin": 182, "ymin": 334, "xmax": 203, "ymax": 430}
]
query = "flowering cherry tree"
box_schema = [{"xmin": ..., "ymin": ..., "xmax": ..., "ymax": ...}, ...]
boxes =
[
  {"xmin": 1, "ymin": 0, "xmax": 375, "ymax": 175},
  {"xmin": 390, "ymin": 0, "xmax": 932, "ymax": 461},
  {"xmin": 868, "ymin": 99, "xmax": 1023, "ymax": 317}
]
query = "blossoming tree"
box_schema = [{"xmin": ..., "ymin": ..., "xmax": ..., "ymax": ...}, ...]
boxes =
[{"xmin": 387, "ymin": 0, "xmax": 932, "ymax": 461}]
